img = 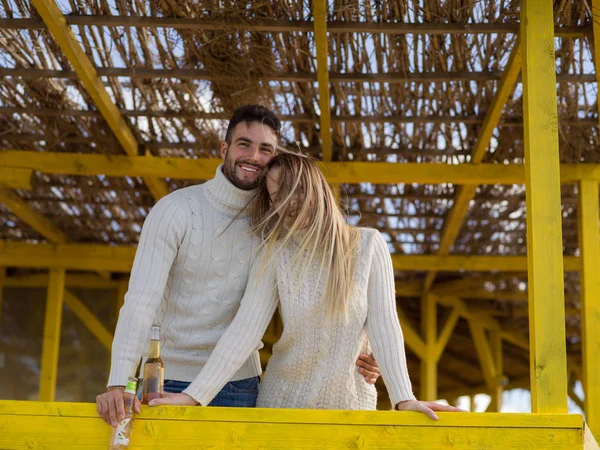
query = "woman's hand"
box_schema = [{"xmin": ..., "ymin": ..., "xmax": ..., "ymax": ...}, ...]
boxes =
[
  {"xmin": 395, "ymin": 400, "xmax": 466, "ymax": 420},
  {"xmin": 148, "ymin": 392, "xmax": 199, "ymax": 406}
]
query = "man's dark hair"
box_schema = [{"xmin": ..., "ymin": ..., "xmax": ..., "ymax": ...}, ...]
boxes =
[{"xmin": 225, "ymin": 105, "xmax": 281, "ymax": 144}]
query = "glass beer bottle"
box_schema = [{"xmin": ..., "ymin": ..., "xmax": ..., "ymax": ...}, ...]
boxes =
[
  {"xmin": 142, "ymin": 324, "xmax": 164, "ymax": 404},
  {"xmin": 108, "ymin": 377, "xmax": 138, "ymax": 449}
]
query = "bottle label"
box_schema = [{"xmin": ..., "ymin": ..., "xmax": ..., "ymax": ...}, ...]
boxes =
[{"xmin": 112, "ymin": 418, "xmax": 131, "ymax": 445}]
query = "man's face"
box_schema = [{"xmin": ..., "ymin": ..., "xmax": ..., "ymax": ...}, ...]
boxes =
[{"xmin": 220, "ymin": 122, "xmax": 277, "ymax": 190}]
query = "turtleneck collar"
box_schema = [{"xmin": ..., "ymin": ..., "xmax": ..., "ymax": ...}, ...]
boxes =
[{"xmin": 203, "ymin": 164, "xmax": 257, "ymax": 218}]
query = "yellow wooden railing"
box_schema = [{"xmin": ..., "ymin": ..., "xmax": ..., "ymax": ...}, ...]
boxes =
[{"xmin": 0, "ymin": 400, "xmax": 598, "ymax": 449}]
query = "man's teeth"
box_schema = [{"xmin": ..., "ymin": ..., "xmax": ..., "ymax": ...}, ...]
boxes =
[{"xmin": 240, "ymin": 165, "xmax": 259, "ymax": 173}]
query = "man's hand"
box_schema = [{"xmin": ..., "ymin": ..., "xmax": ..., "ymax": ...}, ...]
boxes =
[
  {"xmin": 96, "ymin": 386, "xmax": 141, "ymax": 427},
  {"xmin": 356, "ymin": 353, "xmax": 381, "ymax": 384},
  {"xmin": 148, "ymin": 392, "xmax": 199, "ymax": 407},
  {"xmin": 395, "ymin": 399, "xmax": 466, "ymax": 420}
]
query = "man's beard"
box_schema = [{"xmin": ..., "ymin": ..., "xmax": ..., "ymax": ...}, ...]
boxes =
[{"xmin": 223, "ymin": 150, "xmax": 264, "ymax": 190}]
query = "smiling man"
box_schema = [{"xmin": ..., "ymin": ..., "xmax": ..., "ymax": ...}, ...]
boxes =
[{"xmin": 96, "ymin": 105, "xmax": 380, "ymax": 426}]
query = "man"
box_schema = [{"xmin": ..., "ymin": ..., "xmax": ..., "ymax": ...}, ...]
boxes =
[{"xmin": 96, "ymin": 105, "xmax": 380, "ymax": 426}]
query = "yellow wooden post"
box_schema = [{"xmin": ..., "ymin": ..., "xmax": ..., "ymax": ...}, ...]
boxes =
[
  {"xmin": 0, "ymin": 267, "xmax": 5, "ymax": 325},
  {"xmin": 521, "ymin": 0, "xmax": 568, "ymax": 413},
  {"xmin": 578, "ymin": 179, "xmax": 600, "ymax": 436},
  {"xmin": 39, "ymin": 268, "xmax": 66, "ymax": 401},
  {"xmin": 488, "ymin": 330, "xmax": 504, "ymax": 412},
  {"xmin": 420, "ymin": 294, "xmax": 437, "ymax": 401}
]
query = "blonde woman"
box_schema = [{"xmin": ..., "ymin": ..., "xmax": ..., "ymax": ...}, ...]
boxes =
[{"xmin": 151, "ymin": 152, "xmax": 463, "ymax": 418}]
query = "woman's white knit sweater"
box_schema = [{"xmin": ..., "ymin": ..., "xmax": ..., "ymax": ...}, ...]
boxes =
[
  {"xmin": 108, "ymin": 166, "xmax": 263, "ymax": 387},
  {"xmin": 184, "ymin": 228, "xmax": 416, "ymax": 409}
]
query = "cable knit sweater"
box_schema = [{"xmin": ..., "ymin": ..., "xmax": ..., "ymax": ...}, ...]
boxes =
[
  {"xmin": 184, "ymin": 228, "xmax": 416, "ymax": 410},
  {"xmin": 108, "ymin": 166, "xmax": 262, "ymax": 387}
]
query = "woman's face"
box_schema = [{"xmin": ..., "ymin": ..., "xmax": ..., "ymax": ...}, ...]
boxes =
[{"xmin": 266, "ymin": 165, "xmax": 281, "ymax": 203}]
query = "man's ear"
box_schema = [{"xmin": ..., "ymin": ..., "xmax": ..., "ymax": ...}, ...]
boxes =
[{"xmin": 220, "ymin": 141, "xmax": 228, "ymax": 160}]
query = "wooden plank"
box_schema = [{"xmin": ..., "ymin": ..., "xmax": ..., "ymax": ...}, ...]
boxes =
[
  {"xmin": 521, "ymin": 0, "xmax": 568, "ymax": 413},
  {"xmin": 0, "ymin": 400, "xmax": 586, "ymax": 427},
  {"xmin": 433, "ymin": 306, "xmax": 461, "ymax": 361},
  {"xmin": 420, "ymin": 294, "xmax": 437, "ymax": 401},
  {"xmin": 397, "ymin": 306, "xmax": 426, "ymax": 360},
  {"xmin": 0, "ymin": 267, "xmax": 4, "ymax": 326},
  {"xmin": 0, "ymin": 16, "xmax": 590, "ymax": 37},
  {"xmin": 0, "ymin": 240, "xmax": 583, "ymax": 272},
  {"xmin": 0, "ymin": 167, "xmax": 33, "ymax": 189},
  {"xmin": 468, "ymin": 321, "xmax": 498, "ymax": 388},
  {"xmin": 0, "ymin": 66, "xmax": 596, "ymax": 84},
  {"xmin": 63, "ymin": 290, "xmax": 112, "ymax": 351},
  {"xmin": 0, "ymin": 189, "xmax": 67, "ymax": 243},
  {"xmin": 39, "ymin": 269, "xmax": 65, "ymax": 401},
  {"xmin": 578, "ymin": 179, "xmax": 600, "ymax": 437},
  {"xmin": 313, "ymin": 0, "xmax": 332, "ymax": 161},
  {"xmin": 488, "ymin": 330, "xmax": 504, "ymax": 412},
  {"xmin": 29, "ymin": 0, "xmax": 167, "ymax": 201},
  {"xmin": 2, "ymin": 148, "xmax": 599, "ymax": 185},
  {"xmin": 4, "ymin": 273, "xmax": 118, "ymax": 289}
]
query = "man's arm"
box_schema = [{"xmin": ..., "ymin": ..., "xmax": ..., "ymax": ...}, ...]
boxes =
[{"xmin": 97, "ymin": 196, "xmax": 185, "ymax": 425}]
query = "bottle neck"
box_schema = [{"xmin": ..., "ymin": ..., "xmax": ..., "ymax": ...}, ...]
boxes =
[{"xmin": 148, "ymin": 340, "xmax": 161, "ymax": 358}]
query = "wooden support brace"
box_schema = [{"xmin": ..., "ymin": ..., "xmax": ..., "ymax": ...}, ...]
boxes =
[
  {"xmin": 0, "ymin": 168, "xmax": 33, "ymax": 190},
  {"xmin": 420, "ymin": 294, "xmax": 437, "ymax": 401},
  {"xmin": 63, "ymin": 290, "xmax": 113, "ymax": 351},
  {"xmin": 468, "ymin": 321, "xmax": 498, "ymax": 389},
  {"xmin": 433, "ymin": 306, "xmax": 461, "ymax": 361},
  {"xmin": 39, "ymin": 268, "xmax": 65, "ymax": 401},
  {"xmin": 397, "ymin": 306, "xmax": 427, "ymax": 360}
]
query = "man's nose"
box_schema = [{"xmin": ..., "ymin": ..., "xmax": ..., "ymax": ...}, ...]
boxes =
[{"xmin": 246, "ymin": 146, "xmax": 260, "ymax": 161}]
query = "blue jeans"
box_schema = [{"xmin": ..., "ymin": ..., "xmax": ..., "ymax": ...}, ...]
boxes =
[{"xmin": 162, "ymin": 377, "xmax": 259, "ymax": 407}]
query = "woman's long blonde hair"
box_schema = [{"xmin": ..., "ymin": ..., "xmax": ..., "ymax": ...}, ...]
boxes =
[{"xmin": 250, "ymin": 152, "xmax": 361, "ymax": 320}]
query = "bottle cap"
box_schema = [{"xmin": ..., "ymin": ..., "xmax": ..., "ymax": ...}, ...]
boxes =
[
  {"xmin": 151, "ymin": 324, "xmax": 160, "ymax": 340},
  {"xmin": 124, "ymin": 377, "xmax": 138, "ymax": 394}
]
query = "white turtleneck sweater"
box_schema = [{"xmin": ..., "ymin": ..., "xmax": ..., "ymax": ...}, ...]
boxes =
[
  {"xmin": 183, "ymin": 228, "xmax": 416, "ymax": 410},
  {"xmin": 108, "ymin": 165, "xmax": 263, "ymax": 387}
]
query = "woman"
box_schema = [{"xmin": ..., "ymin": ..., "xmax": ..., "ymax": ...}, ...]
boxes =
[{"xmin": 151, "ymin": 152, "xmax": 462, "ymax": 418}]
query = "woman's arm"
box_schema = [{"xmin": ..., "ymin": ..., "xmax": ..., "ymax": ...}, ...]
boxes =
[
  {"xmin": 364, "ymin": 231, "xmax": 416, "ymax": 406},
  {"xmin": 179, "ymin": 250, "xmax": 280, "ymax": 406}
]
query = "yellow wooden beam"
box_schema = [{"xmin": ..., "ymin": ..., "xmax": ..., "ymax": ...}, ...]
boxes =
[
  {"xmin": 0, "ymin": 400, "xmax": 594, "ymax": 449},
  {"xmin": 521, "ymin": 0, "xmax": 568, "ymax": 414},
  {"xmin": 4, "ymin": 150, "xmax": 600, "ymax": 184},
  {"xmin": 39, "ymin": 268, "xmax": 65, "ymax": 401},
  {"xmin": 468, "ymin": 321, "xmax": 498, "ymax": 389},
  {"xmin": 421, "ymin": 39, "xmax": 523, "ymax": 293},
  {"xmin": 395, "ymin": 280, "xmax": 423, "ymax": 297},
  {"xmin": 29, "ymin": 0, "xmax": 168, "ymax": 201},
  {"xmin": 4, "ymin": 273, "xmax": 118, "ymax": 289},
  {"xmin": 488, "ymin": 330, "xmax": 504, "ymax": 412},
  {"xmin": 0, "ymin": 267, "xmax": 5, "ymax": 326},
  {"xmin": 0, "ymin": 168, "xmax": 33, "ymax": 190},
  {"xmin": 397, "ymin": 306, "xmax": 427, "ymax": 360},
  {"xmin": 578, "ymin": 179, "xmax": 600, "ymax": 436},
  {"xmin": 0, "ymin": 240, "xmax": 583, "ymax": 273},
  {"xmin": 63, "ymin": 290, "xmax": 113, "ymax": 351},
  {"xmin": 420, "ymin": 294, "xmax": 437, "ymax": 401},
  {"xmin": 313, "ymin": 0, "xmax": 332, "ymax": 161},
  {"xmin": 430, "ymin": 274, "xmax": 502, "ymax": 296},
  {"xmin": 0, "ymin": 189, "xmax": 67, "ymax": 243},
  {"xmin": 433, "ymin": 305, "xmax": 461, "ymax": 361}
]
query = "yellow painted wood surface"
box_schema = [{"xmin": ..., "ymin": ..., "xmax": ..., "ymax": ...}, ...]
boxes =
[
  {"xmin": 0, "ymin": 400, "xmax": 592, "ymax": 450},
  {"xmin": 0, "ymin": 266, "xmax": 4, "ymax": 325},
  {"xmin": 0, "ymin": 168, "xmax": 32, "ymax": 190},
  {"xmin": 0, "ymin": 189, "xmax": 68, "ymax": 244},
  {"xmin": 39, "ymin": 269, "xmax": 65, "ymax": 402},
  {"xmin": 3, "ymin": 273, "xmax": 118, "ymax": 289},
  {"xmin": 63, "ymin": 290, "xmax": 113, "ymax": 351},
  {"xmin": 521, "ymin": 0, "xmax": 568, "ymax": 413},
  {"xmin": 29, "ymin": 0, "xmax": 167, "ymax": 200},
  {"xmin": 0, "ymin": 240, "xmax": 583, "ymax": 272},
  {"xmin": 488, "ymin": 330, "xmax": 504, "ymax": 412},
  {"xmin": 396, "ymin": 306, "xmax": 426, "ymax": 360},
  {"xmin": 578, "ymin": 179, "xmax": 600, "ymax": 438},
  {"xmin": 312, "ymin": 0, "xmax": 332, "ymax": 161},
  {"xmin": 3, "ymin": 150, "xmax": 600, "ymax": 184},
  {"xmin": 420, "ymin": 295, "xmax": 437, "ymax": 401}
]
